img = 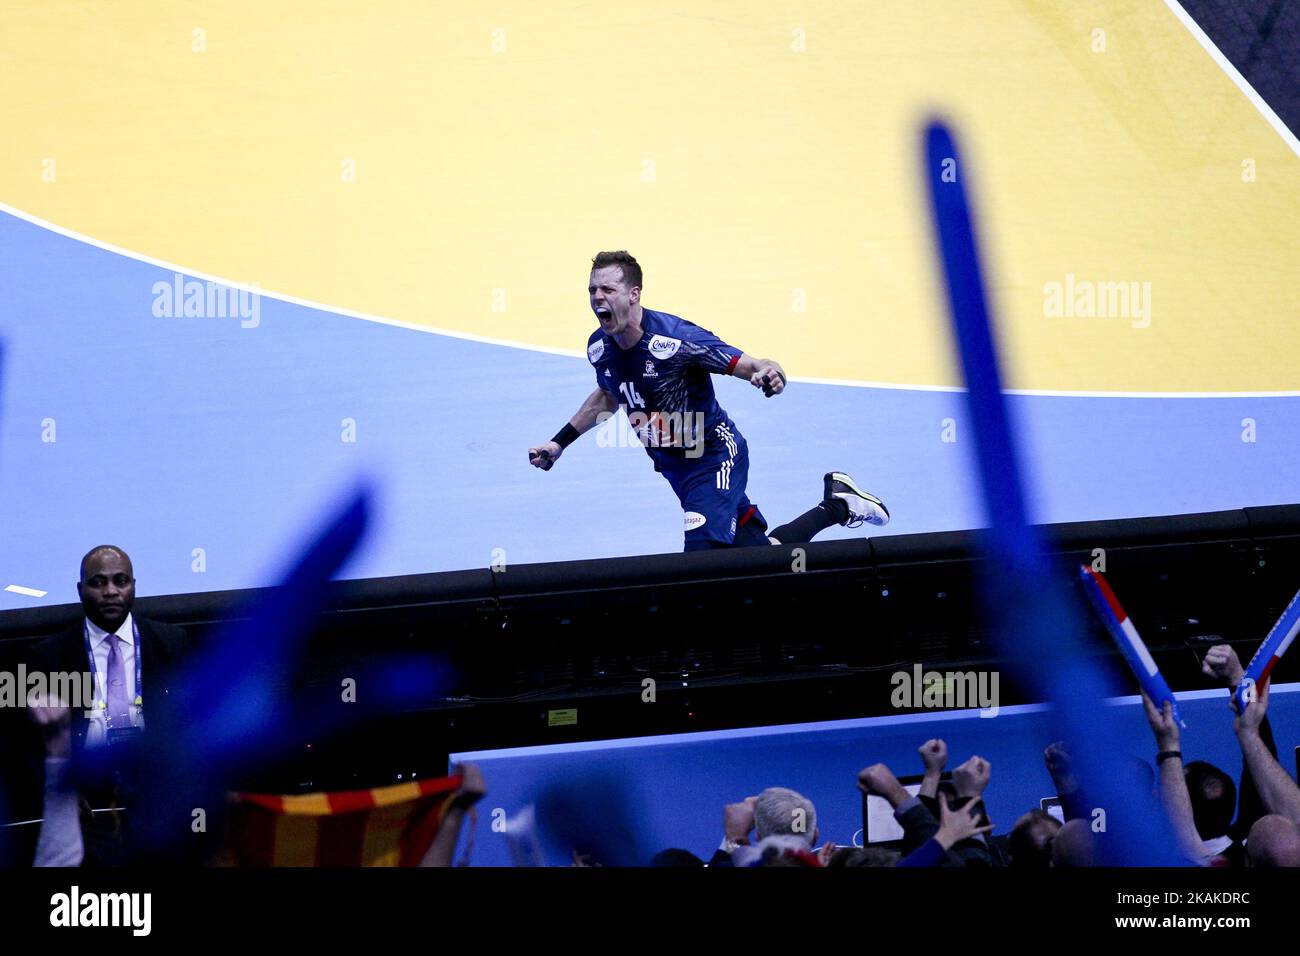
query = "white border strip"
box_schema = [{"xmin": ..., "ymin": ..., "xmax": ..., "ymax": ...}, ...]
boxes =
[
  {"xmin": 3, "ymin": 200, "xmax": 1298, "ymax": 398},
  {"xmin": 1164, "ymin": 0, "xmax": 1300, "ymax": 158},
  {"xmin": 452, "ymin": 683, "xmax": 1299, "ymax": 762},
  {"xmin": 3, "ymin": 584, "xmax": 48, "ymax": 597}
]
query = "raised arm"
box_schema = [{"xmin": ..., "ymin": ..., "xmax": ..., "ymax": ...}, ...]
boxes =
[
  {"xmin": 918, "ymin": 739, "xmax": 947, "ymax": 799},
  {"xmin": 1142, "ymin": 693, "xmax": 1204, "ymax": 863},
  {"xmin": 1234, "ymin": 683, "xmax": 1300, "ymax": 823},
  {"xmin": 529, "ymin": 387, "xmax": 619, "ymax": 470},
  {"xmin": 1203, "ymin": 643, "xmax": 1276, "ymax": 835},
  {"xmin": 28, "ymin": 695, "xmax": 83, "ymax": 867},
  {"xmin": 731, "ymin": 354, "xmax": 787, "ymax": 396}
]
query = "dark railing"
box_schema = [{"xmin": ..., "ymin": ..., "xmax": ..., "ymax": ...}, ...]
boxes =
[{"xmin": 2, "ymin": 504, "xmax": 1297, "ymax": 780}]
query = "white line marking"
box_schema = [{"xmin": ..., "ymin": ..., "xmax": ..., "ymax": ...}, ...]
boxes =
[
  {"xmin": 1164, "ymin": 0, "xmax": 1300, "ymax": 158},
  {"xmin": 4, "ymin": 584, "xmax": 48, "ymax": 597},
  {"xmin": 0, "ymin": 201, "xmax": 585, "ymax": 360},
  {"xmin": 2, "ymin": 202, "xmax": 1297, "ymax": 398},
  {"xmin": 793, "ymin": 375, "xmax": 1300, "ymax": 398}
]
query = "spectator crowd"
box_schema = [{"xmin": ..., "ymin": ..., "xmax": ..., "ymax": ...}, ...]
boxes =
[{"xmin": 14, "ymin": 545, "xmax": 1300, "ymax": 868}]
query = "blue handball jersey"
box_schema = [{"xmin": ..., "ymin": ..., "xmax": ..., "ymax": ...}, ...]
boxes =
[{"xmin": 587, "ymin": 309, "xmax": 745, "ymax": 471}]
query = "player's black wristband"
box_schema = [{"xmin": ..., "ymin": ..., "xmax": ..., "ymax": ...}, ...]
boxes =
[
  {"xmin": 552, "ymin": 424, "xmax": 580, "ymax": 449},
  {"xmin": 1156, "ymin": 750, "xmax": 1182, "ymax": 764}
]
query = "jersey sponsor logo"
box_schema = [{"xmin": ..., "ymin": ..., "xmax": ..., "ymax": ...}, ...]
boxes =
[
  {"xmin": 683, "ymin": 511, "xmax": 707, "ymax": 531},
  {"xmin": 647, "ymin": 334, "xmax": 681, "ymax": 359},
  {"xmin": 643, "ymin": 359, "xmax": 658, "ymax": 378},
  {"xmin": 587, "ymin": 339, "xmax": 605, "ymax": 363}
]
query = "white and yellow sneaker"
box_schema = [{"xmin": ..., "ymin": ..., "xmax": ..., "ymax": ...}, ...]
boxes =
[{"xmin": 823, "ymin": 472, "xmax": 889, "ymax": 528}]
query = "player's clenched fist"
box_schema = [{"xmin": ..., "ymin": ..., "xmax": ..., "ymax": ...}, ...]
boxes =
[
  {"xmin": 528, "ymin": 441, "xmax": 563, "ymax": 471},
  {"xmin": 750, "ymin": 361, "xmax": 787, "ymax": 397}
]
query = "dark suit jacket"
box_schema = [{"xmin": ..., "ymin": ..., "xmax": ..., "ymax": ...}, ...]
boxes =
[
  {"xmin": 28, "ymin": 617, "xmax": 191, "ymax": 755},
  {"xmin": 25, "ymin": 616, "xmax": 191, "ymax": 865}
]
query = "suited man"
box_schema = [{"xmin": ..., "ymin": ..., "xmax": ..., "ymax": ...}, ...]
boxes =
[{"xmin": 27, "ymin": 545, "xmax": 191, "ymax": 865}]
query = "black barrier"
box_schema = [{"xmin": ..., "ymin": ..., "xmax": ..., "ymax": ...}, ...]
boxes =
[
  {"xmin": 3, "ymin": 506, "xmax": 1288, "ymax": 639},
  {"xmin": 2, "ymin": 505, "xmax": 1298, "ymax": 796}
]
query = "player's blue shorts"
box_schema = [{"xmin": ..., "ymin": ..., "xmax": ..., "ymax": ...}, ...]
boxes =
[{"xmin": 660, "ymin": 431, "xmax": 769, "ymax": 550}]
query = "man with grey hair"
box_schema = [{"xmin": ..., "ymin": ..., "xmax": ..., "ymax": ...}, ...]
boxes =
[
  {"xmin": 711, "ymin": 787, "xmax": 820, "ymax": 866},
  {"xmin": 754, "ymin": 787, "xmax": 818, "ymax": 843}
]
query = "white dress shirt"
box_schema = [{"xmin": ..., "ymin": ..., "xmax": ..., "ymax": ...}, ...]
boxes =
[{"xmin": 84, "ymin": 612, "xmax": 145, "ymax": 747}]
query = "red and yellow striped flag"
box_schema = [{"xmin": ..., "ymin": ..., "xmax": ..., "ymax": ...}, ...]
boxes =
[{"xmin": 226, "ymin": 775, "xmax": 463, "ymax": 867}]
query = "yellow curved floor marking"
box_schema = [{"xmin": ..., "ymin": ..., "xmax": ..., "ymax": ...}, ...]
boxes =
[{"xmin": 1, "ymin": 1, "xmax": 1296, "ymax": 391}]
